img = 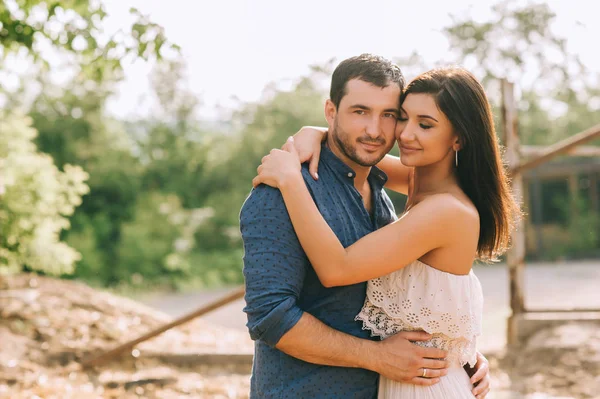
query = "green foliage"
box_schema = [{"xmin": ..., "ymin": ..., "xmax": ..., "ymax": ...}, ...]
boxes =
[
  {"xmin": 0, "ymin": 0, "xmax": 181, "ymax": 282},
  {"xmin": 0, "ymin": 0, "xmax": 178, "ymax": 82},
  {"xmin": 115, "ymin": 193, "xmax": 213, "ymax": 287},
  {"xmin": 444, "ymin": 2, "xmax": 583, "ymax": 90},
  {"xmin": 26, "ymin": 82, "xmax": 143, "ymax": 284},
  {"xmin": 444, "ymin": 1, "xmax": 600, "ymax": 146},
  {"xmin": 213, "ymin": 75, "xmax": 328, "ymax": 216},
  {"xmin": 0, "ymin": 112, "xmax": 89, "ymax": 275},
  {"xmin": 1, "ymin": 0, "xmax": 598, "ymax": 290},
  {"xmin": 541, "ymin": 194, "xmax": 600, "ymax": 260}
]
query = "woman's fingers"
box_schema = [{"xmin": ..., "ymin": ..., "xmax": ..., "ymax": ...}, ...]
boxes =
[
  {"xmin": 308, "ymin": 152, "xmax": 320, "ymax": 180},
  {"xmin": 476, "ymin": 386, "xmax": 490, "ymax": 399},
  {"xmin": 282, "ymin": 137, "xmax": 294, "ymax": 152}
]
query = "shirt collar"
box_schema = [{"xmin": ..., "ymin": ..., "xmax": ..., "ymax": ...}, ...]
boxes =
[{"xmin": 320, "ymin": 143, "xmax": 389, "ymax": 190}]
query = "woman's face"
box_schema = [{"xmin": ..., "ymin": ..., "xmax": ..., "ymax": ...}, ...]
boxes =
[{"xmin": 396, "ymin": 93, "xmax": 459, "ymax": 168}]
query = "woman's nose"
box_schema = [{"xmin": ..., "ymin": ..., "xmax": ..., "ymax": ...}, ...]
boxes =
[{"xmin": 397, "ymin": 122, "xmax": 412, "ymax": 140}]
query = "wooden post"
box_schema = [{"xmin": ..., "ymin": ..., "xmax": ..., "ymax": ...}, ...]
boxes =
[
  {"xmin": 568, "ymin": 174, "xmax": 579, "ymax": 222},
  {"xmin": 531, "ymin": 175, "xmax": 544, "ymax": 255},
  {"xmin": 590, "ymin": 173, "xmax": 598, "ymax": 216},
  {"xmin": 502, "ymin": 80, "xmax": 526, "ymax": 346},
  {"xmin": 515, "ymin": 124, "xmax": 600, "ymax": 174},
  {"xmin": 80, "ymin": 285, "xmax": 246, "ymax": 369}
]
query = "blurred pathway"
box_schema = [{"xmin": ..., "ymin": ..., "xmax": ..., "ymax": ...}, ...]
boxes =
[{"xmin": 140, "ymin": 260, "xmax": 600, "ymax": 353}]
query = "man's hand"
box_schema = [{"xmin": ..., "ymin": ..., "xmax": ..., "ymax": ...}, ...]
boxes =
[
  {"xmin": 467, "ymin": 351, "xmax": 491, "ymax": 398},
  {"xmin": 368, "ymin": 331, "xmax": 449, "ymax": 386}
]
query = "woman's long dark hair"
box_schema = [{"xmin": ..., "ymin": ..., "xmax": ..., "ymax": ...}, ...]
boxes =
[{"xmin": 401, "ymin": 67, "xmax": 521, "ymax": 261}]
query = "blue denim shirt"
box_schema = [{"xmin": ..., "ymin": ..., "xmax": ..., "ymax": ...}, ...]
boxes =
[{"xmin": 240, "ymin": 144, "xmax": 397, "ymax": 398}]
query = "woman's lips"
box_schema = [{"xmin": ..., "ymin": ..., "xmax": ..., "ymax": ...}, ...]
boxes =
[{"xmin": 400, "ymin": 145, "xmax": 421, "ymax": 153}]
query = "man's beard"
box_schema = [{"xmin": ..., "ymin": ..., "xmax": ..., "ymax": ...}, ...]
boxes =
[{"xmin": 331, "ymin": 119, "xmax": 390, "ymax": 167}]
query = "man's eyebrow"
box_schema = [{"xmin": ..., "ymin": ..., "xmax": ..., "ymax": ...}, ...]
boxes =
[
  {"xmin": 349, "ymin": 104, "xmax": 371, "ymax": 110},
  {"xmin": 350, "ymin": 104, "xmax": 399, "ymax": 113}
]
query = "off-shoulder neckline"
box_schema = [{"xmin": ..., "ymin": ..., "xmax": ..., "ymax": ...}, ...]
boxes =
[{"xmin": 412, "ymin": 259, "xmax": 473, "ymax": 277}]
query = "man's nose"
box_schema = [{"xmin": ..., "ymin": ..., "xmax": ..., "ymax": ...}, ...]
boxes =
[{"xmin": 365, "ymin": 116, "xmax": 382, "ymax": 138}]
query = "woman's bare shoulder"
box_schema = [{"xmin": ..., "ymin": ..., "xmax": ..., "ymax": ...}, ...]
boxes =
[{"xmin": 414, "ymin": 193, "xmax": 479, "ymax": 229}]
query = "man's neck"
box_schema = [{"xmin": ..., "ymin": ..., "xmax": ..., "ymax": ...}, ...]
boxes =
[{"xmin": 325, "ymin": 139, "xmax": 371, "ymax": 190}]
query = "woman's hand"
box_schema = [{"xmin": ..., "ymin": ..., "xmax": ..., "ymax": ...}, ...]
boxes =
[
  {"xmin": 253, "ymin": 137, "xmax": 303, "ymax": 189},
  {"xmin": 291, "ymin": 126, "xmax": 327, "ymax": 180}
]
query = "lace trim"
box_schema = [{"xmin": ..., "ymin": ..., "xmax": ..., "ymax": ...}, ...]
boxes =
[
  {"xmin": 365, "ymin": 261, "xmax": 483, "ymax": 340},
  {"xmin": 356, "ymin": 299, "xmax": 478, "ymax": 368}
]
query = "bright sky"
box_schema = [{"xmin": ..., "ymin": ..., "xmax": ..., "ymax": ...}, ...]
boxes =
[{"xmin": 86, "ymin": 1, "xmax": 600, "ymax": 119}]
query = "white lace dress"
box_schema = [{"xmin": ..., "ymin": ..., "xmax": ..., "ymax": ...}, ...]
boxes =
[{"xmin": 356, "ymin": 260, "xmax": 483, "ymax": 399}]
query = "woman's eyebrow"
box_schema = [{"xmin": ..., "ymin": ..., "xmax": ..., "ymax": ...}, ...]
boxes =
[
  {"xmin": 399, "ymin": 108, "xmax": 439, "ymax": 123},
  {"xmin": 418, "ymin": 114, "xmax": 439, "ymax": 122}
]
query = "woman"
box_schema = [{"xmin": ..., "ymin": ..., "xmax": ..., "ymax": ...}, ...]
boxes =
[{"xmin": 253, "ymin": 67, "xmax": 520, "ymax": 398}]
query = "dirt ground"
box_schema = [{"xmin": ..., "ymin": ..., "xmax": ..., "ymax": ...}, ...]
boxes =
[
  {"xmin": 0, "ymin": 274, "xmax": 252, "ymax": 398},
  {"xmin": 486, "ymin": 323, "xmax": 600, "ymax": 398},
  {"xmin": 0, "ymin": 274, "xmax": 599, "ymax": 398}
]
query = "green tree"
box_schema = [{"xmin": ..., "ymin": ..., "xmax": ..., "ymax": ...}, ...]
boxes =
[
  {"xmin": 443, "ymin": 1, "xmax": 600, "ymax": 145},
  {"xmin": 0, "ymin": 112, "xmax": 89, "ymax": 275},
  {"xmin": 0, "ymin": 0, "xmax": 177, "ymax": 281},
  {"xmin": 0, "ymin": 0, "xmax": 177, "ymax": 83},
  {"xmin": 24, "ymin": 78, "xmax": 143, "ymax": 284},
  {"xmin": 189, "ymin": 69, "xmax": 332, "ymax": 282},
  {"xmin": 115, "ymin": 192, "xmax": 213, "ymax": 288},
  {"xmin": 129, "ymin": 60, "xmax": 215, "ymax": 208}
]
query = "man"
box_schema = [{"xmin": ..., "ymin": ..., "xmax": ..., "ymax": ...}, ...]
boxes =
[{"xmin": 240, "ymin": 54, "xmax": 490, "ymax": 398}]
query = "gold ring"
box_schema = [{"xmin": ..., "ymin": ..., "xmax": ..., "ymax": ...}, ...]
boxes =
[{"xmin": 422, "ymin": 368, "xmax": 427, "ymax": 378}]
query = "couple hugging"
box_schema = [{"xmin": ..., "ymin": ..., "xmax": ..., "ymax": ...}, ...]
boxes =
[{"xmin": 240, "ymin": 53, "xmax": 519, "ymax": 398}]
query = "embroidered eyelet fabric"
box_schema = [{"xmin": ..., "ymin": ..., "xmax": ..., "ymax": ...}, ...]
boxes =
[{"xmin": 355, "ymin": 260, "xmax": 483, "ymax": 368}]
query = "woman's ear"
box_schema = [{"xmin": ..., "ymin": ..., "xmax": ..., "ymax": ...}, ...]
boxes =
[{"xmin": 453, "ymin": 137, "xmax": 462, "ymax": 152}]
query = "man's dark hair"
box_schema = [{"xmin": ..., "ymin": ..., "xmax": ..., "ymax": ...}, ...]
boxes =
[{"xmin": 330, "ymin": 53, "xmax": 405, "ymax": 108}]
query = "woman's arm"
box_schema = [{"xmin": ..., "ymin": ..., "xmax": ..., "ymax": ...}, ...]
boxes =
[
  {"xmin": 377, "ymin": 154, "xmax": 411, "ymax": 195},
  {"xmin": 278, "ymin": 176, "xmax": 459, "ymax": 286},
  {"xmin": 254, "ymin": 138, "xmax": 474, "ymax": 287}
]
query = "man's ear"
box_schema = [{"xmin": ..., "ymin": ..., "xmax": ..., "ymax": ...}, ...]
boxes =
[{"xmin": 324, "ymin": 99, "xmax": 336, "ymax": 127}]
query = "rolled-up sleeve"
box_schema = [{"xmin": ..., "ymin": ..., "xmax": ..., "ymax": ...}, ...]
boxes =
[{"xmin": 240, "ymin": 185, "xmax": 309, "ymax": 347}]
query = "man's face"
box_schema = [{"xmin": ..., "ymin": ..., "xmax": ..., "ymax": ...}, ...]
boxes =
[{"xmin": 326, "ymin": 79, "xmax": 400, "ymax": 168}]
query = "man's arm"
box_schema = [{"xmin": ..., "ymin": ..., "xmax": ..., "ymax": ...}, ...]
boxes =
[
  {"xmin": 240, "ymin": 184, "xmax": 308, "ymax": 345},
  {"xmin": 277, "ymin": 310, "xmax": 449, "ymax": 386},
  {"xmin": 240, "ymin": 184, "xmax": 448, "ymax": 385},
  {"xmin": 276, "ymin": 312, "xmax": 372, "ymax": 368}
]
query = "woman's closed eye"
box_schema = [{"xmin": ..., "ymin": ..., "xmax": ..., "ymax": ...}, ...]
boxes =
[{"xmin": 419, "ymin": 123, "xmax": 433, "ymax": 130}]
